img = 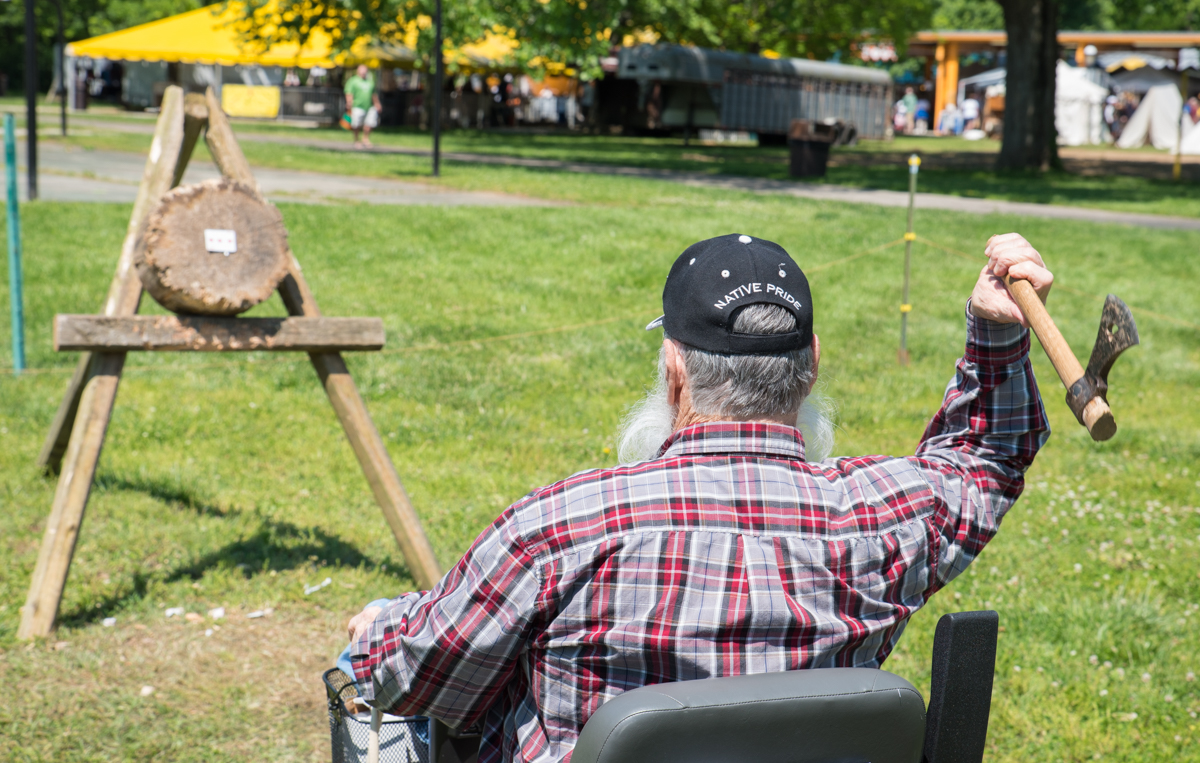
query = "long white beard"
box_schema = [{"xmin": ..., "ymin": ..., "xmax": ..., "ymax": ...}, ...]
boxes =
[{"xmin": 616, "ymin": 378, "xmax": 836, "ymax": 465}]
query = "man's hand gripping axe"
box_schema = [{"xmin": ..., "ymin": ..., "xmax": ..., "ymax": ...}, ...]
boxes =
[{"xmin": 1003, "ymin": 277, "xmax": 1139, "ymax": 441}]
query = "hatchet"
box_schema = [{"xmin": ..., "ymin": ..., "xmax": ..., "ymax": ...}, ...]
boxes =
[{"xmin": 1003, "ymin": 277, "xmax": 1139, "ymax": 441}]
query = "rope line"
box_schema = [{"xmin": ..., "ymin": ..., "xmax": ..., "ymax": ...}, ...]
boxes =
[
  {"xmin": 377, "ymin": 315, "xmax": 632, "ymax": 356},
  {"xmin": 5, "ymin": 232, "xmax": 1189, "ymax": 376},
  {"xmin": 0, "ymin": 238, "xmax": 908, "ymax": 377},
  {"xmin": 803, "ymin": 238, "xmax": 905, "ymax": 273}
]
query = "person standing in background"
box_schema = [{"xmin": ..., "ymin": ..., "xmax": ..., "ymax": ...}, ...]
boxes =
[
  {"xmin": 345, "ymin": 64, "xmax": 382, "ymax": 148},
  {"xmin": 937, "ymin": 102, "xmax": 963, "ymax": 135},
  {"xmin": 901, "ymin": 86, "xmax": 918, "ymax": 134},
  {"xmin": 914, "ymin": 97, "xmax": 931, "ymax": 134},
  {"xmin": 962, "ymin": 94, "xmax": 981, "ymax": 131}
]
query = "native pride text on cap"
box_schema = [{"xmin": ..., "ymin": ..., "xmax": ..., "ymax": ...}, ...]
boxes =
[{"xmin": 714, "ymin": 282, "xmax": 804, "ymax": 311}]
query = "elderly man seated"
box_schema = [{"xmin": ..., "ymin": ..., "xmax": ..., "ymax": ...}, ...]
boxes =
[{"xmin": 345, "ymin": 232, "xmax": 1052, "ymax": 763}]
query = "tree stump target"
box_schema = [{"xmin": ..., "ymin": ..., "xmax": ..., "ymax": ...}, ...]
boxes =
[
  {"xmin": 136, "ymin": 178, "xmax": 290, "ymax": 316},
  {"xmin": 19, "ymin": 87, "xmax": 442, "ymax": 640}
]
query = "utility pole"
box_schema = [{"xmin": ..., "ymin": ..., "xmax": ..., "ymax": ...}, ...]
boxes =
[
  {"xmin": 431, "ymin": 0, "xmax": 443, "ymax": 176},
  {"xmin": 54, "ymin": 0, "xmax": 66, "ymax": 136},
  {"xmin": 24, "ymin": 0, "xmax": 38, "ymax": 199},
  {"xmin": 898, "ymin": 153, "xmax": 919, "ymax": 365}
]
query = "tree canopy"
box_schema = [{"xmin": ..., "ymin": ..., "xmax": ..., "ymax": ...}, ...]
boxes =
[
  {"xmin": 1, "ymin": 0, "xmax": 203, "ymax": 90},
  {"xmin": 933, "ymin": 0, "xmax": 1200, "ymax": 30},
  {"xmin": 232, "ymin": 0, "xmax": 935, "ymax": 77}
]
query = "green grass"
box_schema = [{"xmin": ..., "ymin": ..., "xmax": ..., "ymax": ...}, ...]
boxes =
[{"xmin": 1, "ymin": 170, "xmax": 1199, "ymax": 762}]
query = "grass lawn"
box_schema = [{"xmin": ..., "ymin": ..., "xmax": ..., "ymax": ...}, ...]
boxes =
[{"xmin": 0, "ymin": 170, "xmax": 1198, "ymax": 762}]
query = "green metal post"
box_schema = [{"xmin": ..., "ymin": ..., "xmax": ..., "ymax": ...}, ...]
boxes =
[
  {"xmin": 898, "ymin": 153, "xmax": 919, "ymax": 365},
  {"xmin": 4, "ymin": 113, "xmax": 25, "ymax": 374}
]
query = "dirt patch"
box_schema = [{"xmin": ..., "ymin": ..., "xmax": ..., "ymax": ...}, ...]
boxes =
[{"xmin": 1, "ymin": 607, "xmax": 347, "ymax": 762}]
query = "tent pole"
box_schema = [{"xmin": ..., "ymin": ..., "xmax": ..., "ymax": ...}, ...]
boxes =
[
  {"xmin": 432, "ymin": 0, "xmax": 443, "ymax": 177},
  {"xmin": 1175, "ymin": 70, "xmax": 1188, "ymax": 181},
  {"xmin": 24, "ymin": 0, "xmax": 38, "ymax": 200},
  {"xmin": 55, "ymin": 0, "xmax": 66, "ymax": 136}
]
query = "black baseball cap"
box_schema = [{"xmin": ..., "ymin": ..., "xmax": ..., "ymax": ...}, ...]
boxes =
[{"xmin": 646, "ymin": 234, "xmax": 813, "ymax": 355}]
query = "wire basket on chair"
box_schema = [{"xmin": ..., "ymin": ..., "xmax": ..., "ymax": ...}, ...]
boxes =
[{"xmin": 323, "ymin": 668, "xmax": 431, "ymax": 763}]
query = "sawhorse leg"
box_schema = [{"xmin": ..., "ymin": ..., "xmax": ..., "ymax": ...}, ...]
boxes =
[
  {"xmin": 20, "ymin": 89, "xmax": 189, "ymax": 638},
  {"xmin": 19, "ymin": 353, "xmax": 125, "ymax": 638}
]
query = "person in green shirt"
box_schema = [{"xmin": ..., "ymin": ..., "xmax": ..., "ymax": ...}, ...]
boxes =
[
  {"xmin": 901, "ymin": 86, "xmax": 918, "ymax": 135},
  {"xmin": 344, "ymin": 65, "xmax": 383, "ymax": 148}
]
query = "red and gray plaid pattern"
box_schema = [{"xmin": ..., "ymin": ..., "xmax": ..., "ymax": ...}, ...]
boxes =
[{"xmin": 352, "ymin": 308, "xmax": 1049, "ymax": 763}]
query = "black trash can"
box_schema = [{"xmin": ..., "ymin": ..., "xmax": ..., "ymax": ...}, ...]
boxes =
[
  {"xmin": 788, "ymin": 140, "xmax": 832, "ymax": 178},
  {"xmin": 788, "ymin": 119, "xmax": 835, "ymax": 179}
]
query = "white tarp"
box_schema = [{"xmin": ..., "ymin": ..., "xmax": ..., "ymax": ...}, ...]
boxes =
[
  {"xmin": 1110, "ymin": 67, "xmax": 1178, "ymax": 94},
  {"xmin": 1056, "ymin": 61, "xmax": 1109, "ymax": 145},
  {"xmin": 1116, "ymin": 83, "xmax": 1184, "ymax": 151},
  {"xmin": 957, "ymin": 67, "xmax": 1006, "ymax": 108}
]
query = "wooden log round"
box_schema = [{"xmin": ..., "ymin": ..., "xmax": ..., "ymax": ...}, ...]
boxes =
[{"xmin": 134, "ymin": 178, "xmax": 290, "ymax": 316}]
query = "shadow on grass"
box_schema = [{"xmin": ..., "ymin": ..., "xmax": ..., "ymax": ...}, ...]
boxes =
[
  {"xmin": 58, "ymin": 474, "xmax": 411, "ymax": 628},
  {"xmin": 95, "ymin": 473, "xmax": 229, "ymax": 518},
  {"xmin": 162, "ymin": 521, "xmax": 380, "ymax": 584}
]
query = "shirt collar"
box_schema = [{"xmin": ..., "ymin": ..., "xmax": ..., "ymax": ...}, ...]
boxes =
[{"xmin": 657, "ymin": 421, "xmax": 807, "ymax": 461}]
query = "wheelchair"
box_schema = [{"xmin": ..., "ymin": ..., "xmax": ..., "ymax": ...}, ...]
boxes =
[{"xmin": 329, "ymin": 610, "xmax": 998, "ymax": 763}]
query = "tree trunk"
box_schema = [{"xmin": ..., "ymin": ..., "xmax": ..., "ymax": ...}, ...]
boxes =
[{"xmin": 996, "ymin": 0, "xmax": 1060, "ymax": 171}]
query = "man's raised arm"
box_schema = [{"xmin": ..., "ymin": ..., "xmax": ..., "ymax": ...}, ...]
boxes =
[{"xmin": 911, "ymin": 234, "xmax": 1052, "ymax": 588}]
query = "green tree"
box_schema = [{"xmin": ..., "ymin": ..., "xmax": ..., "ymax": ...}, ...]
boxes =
[
  {"xmin": 229, "ymin": 0, "xmax": 502, "ymax": 73},
  {"xmin": 932, "ymin": 0, "xmax": 1003, "ymax": 28},
  {"xmin": 233, "ymin": 0, "xmax": 934, "ymax": 79},
  {"xmin": 1, "ymin": 0, "xmax": 202, "ymax": 94},
  {"xmin": 993, "ymin": 0, "xmax": 1059, "ymax": 172},
  {"xmin": 934, "ymin": 0, "xmax": 1200, "ymax": 31}
]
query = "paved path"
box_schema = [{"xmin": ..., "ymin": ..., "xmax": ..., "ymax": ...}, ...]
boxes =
[
  {"xmin": 7, "ymin": 126, "xmax": 1200, "ymax": 231},
  {"xmin": 1, "ymin": 141, "xmax": 562, "ymax": 207}
]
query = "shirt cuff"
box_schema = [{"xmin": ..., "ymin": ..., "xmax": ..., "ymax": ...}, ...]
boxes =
[{"xmin": 964, "ymin": 300, "xmax": 1029, "ymax": 366}]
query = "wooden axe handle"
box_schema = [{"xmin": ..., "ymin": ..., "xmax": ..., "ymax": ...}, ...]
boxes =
[{"xmin": 1003, "ymin": 276, "xmax": 1116, "ymax": 441}]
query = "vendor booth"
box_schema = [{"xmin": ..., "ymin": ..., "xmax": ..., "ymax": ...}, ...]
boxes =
[
  {"xmin": 946, "ymin": 63, "xmax": 1110, "ymax": 145},
  {"xmin": 909, "ymin": 29, "xmax": 1200, "ymax": 135},
  {"xmin": 66, "ymin": 4, "xmax": 526, "ymax": 127},
  {"xmin": 65, "ymin": 4, "xmax": 417, "ymax": 120}
]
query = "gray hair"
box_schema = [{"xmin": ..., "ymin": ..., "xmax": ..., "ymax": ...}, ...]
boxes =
[
  {"xmin": 616, "ymin": 304, "xmax": 835, "ymax": 464},
  {"xmin": 679, "ymin": 304, "xmax": 815, "ymax": 420}
]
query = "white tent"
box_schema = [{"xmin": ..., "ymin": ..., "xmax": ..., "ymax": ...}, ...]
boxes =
[
  {"xmin": 1179, "ymin": 115, "xmax": 1200, "ymax": 154},
  {"xmin": 1116, "ymin": 83, "xmax": 1184, "ymax": 151},
  {"xmin": 957, "ymin": 67, "xmax": 1006, "ymax": 107},
  {"xmin": 1056, "ymin": 61, "xmax": 1109, "ymax": 146}
]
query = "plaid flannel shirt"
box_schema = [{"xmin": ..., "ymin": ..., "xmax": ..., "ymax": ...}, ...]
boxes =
[{"xmin": 352, "ymin": 307, "xmax": 1050, "ymax": 763}]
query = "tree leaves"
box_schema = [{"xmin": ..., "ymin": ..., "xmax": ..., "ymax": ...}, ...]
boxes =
[{"xmin": 233, "ymin": 0, "xmax": 935, "ymax": 78}]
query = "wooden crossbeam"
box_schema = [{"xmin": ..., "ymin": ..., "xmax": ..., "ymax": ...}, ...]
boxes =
[{"xmin": 54, "ymin": 315, "xmax": 385, "ymax": 353}]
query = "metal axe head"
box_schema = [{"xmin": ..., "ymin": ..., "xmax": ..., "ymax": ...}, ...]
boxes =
[{"xmin": 1065, "ymin": 295, "xmax": 1140, "ymax": 439}]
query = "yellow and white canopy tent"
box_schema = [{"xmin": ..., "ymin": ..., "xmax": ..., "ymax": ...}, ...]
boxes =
[
  {"xmin": 66, "ymin": 3, "xmax": 417, "ymax": 116},
  {"xmin": 66, "ymin": 3, "xmax": 411, "ymax": 68},
  {"xmin": 66, "ymin": 3, "xmax": 519, "ymax": 116}
]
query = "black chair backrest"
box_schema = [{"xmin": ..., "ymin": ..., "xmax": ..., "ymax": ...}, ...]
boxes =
[
  {"xmin": 569, "ymin": 610, "xmax": 999, "ymax": 763},
  {"xmin": 571, "ymin": 667, "xmax": 926, "ymax": 763},
  {"xmin": 923, "ymin": 610, "xmax": 999, "ymax": 763}
]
